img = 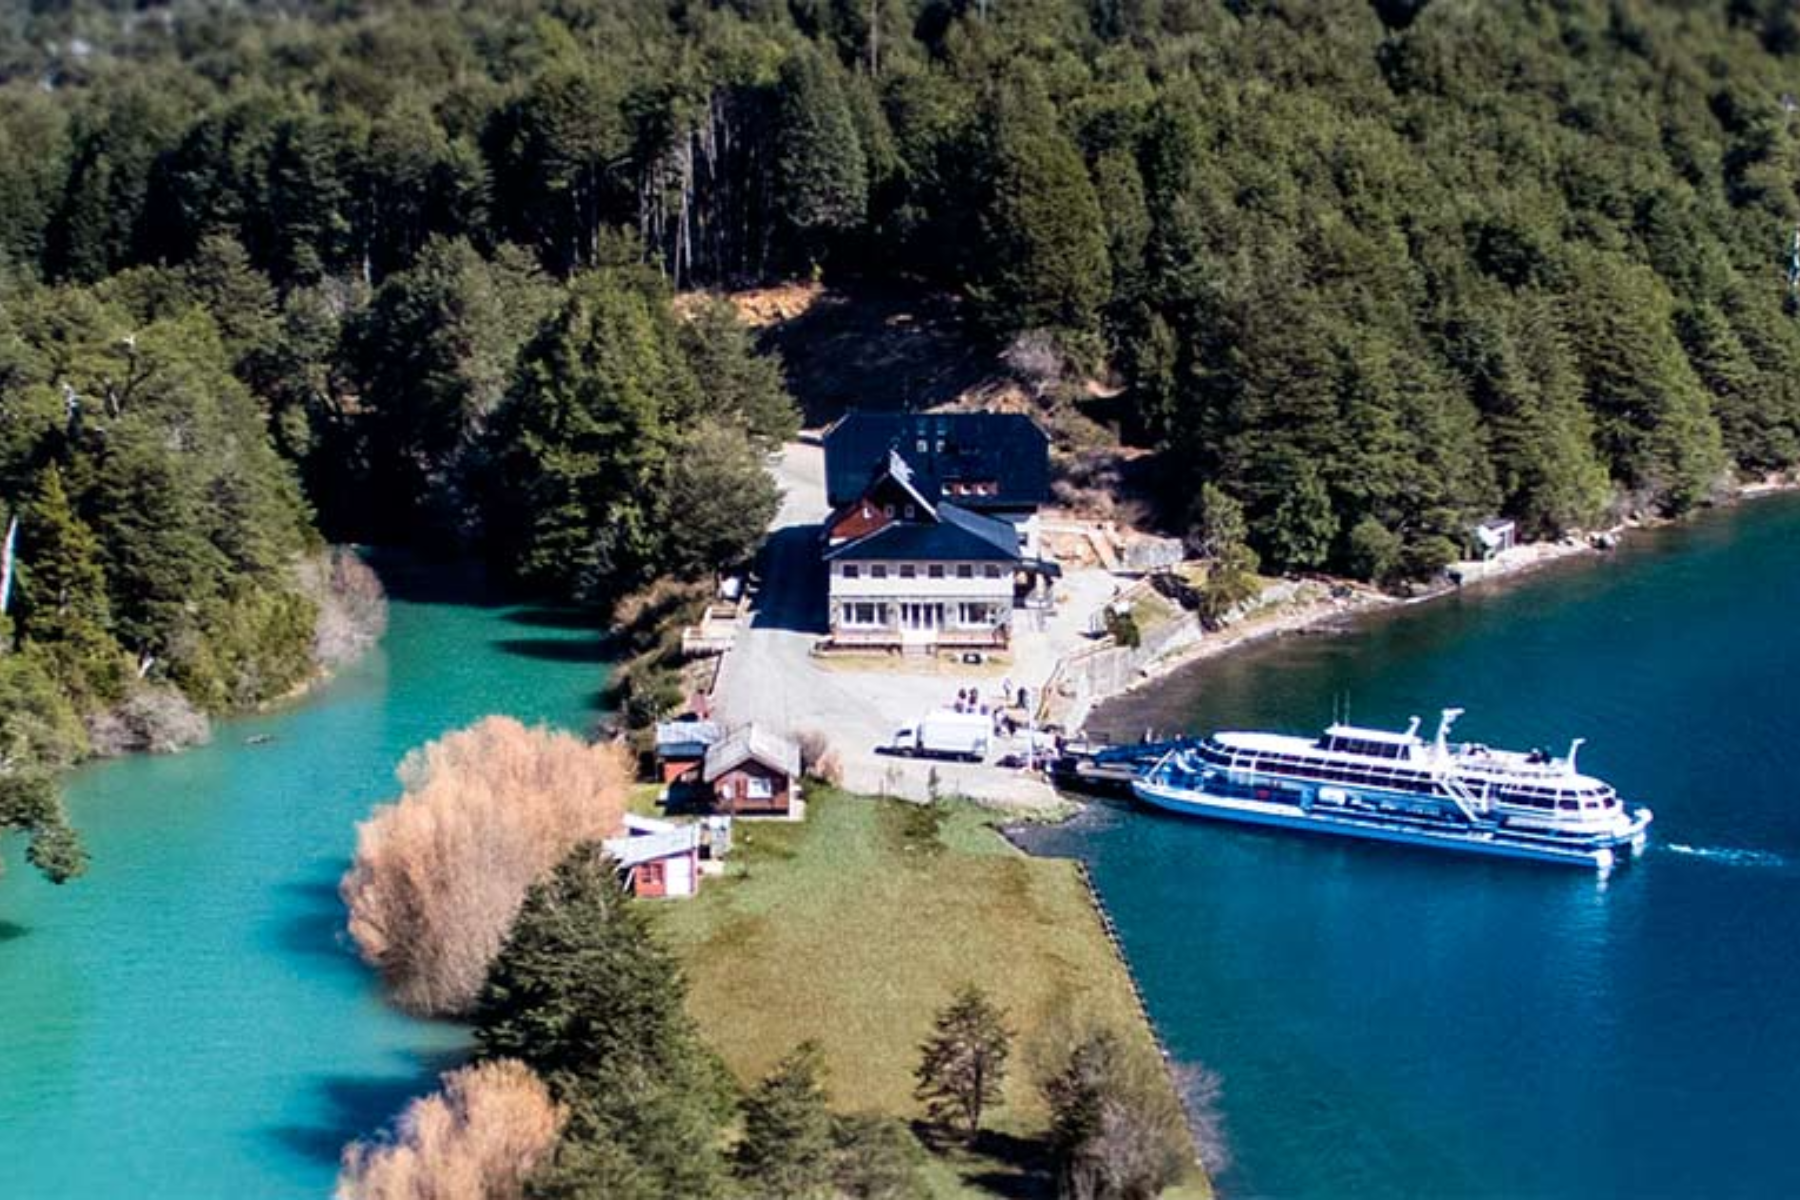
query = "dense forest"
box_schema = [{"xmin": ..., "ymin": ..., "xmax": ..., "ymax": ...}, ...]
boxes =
[{"xmin": 7, "ymin": 0, "xmax": 1800, "ymax": 869}]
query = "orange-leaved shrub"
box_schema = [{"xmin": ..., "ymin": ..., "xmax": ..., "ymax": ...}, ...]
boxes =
[
  {"xmin": 336, "ymin": 1058, "xmax": 564, "ymax": 1200},
  {"xmin": 341, "ymin": 715, "xmax": 630, "ymax": 1015}
]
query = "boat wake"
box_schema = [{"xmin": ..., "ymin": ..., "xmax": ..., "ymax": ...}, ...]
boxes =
[{"xmin": 1664, "ymin": 843, "xmax": 1790, "ymax": 870}]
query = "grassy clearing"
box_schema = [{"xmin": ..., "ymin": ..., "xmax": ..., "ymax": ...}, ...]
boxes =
[{"xmin": 652, "ymin": 789, "xmax": 1209, "ymax": 1198}]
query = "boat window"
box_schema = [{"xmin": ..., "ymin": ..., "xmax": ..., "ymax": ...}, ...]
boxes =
[{"xmin": 1557, "ymin": 798, "xmax": 1579, "ymax": 811}]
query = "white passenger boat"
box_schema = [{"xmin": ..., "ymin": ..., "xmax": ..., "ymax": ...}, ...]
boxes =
[{"xmin": 1132, "ymin": 709, "xmax": 1653, "ymax": 870}]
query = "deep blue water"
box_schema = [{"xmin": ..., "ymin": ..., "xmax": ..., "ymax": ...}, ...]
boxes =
[
  {"xmin": 0, "ymin": 561, "xmax": 604, "ymax": 1198},
  {"xmin": 1033, "ymin": 496, "xmax": 1800, "ymax": 1198}
]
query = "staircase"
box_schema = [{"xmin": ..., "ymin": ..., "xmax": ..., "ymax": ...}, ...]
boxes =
[{"xmin": 1436, "ymin": 769, "xmax": 1491, "ymax": 823}]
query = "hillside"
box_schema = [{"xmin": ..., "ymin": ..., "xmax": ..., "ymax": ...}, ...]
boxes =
[{"xmin": 5, "ymin": 2, "xmax": 1800, "ymax": 592}]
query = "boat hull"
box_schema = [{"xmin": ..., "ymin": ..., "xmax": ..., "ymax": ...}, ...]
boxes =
[{"xmin": 1132, "ymin": 776, "xmax": 1652, "ymax": 871}]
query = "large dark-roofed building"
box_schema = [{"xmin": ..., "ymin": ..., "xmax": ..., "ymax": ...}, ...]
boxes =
[
  {"xmin": 819, "ymin": 412, "xmax": 1052, "ymax": 652},
  {"xmin": 823, "ymin": 411, "xmax": 1049, "ymax": 515}
]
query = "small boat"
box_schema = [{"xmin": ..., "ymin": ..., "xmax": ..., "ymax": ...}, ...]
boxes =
[
  {"xmin": 1132, "ymin": 708, "xmax": 1653, "ymax": 871},
  {"xmin": 244, "ymin": 734, "xmax": 276, "ymax": 747}
]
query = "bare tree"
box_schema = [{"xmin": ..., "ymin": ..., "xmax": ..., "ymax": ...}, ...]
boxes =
[
  {"xmin": 337, "ymin": 1059, "xmax": 564, "ymax": 1200},
  {"xmin": 341, "ymin": 716, "xmax": 631, "ymax": 1015}
]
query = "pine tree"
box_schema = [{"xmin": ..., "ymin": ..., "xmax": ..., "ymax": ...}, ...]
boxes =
[
  {"xmin": 1564, "ymin": 252, "xmax": 1727, "ymax": 512},
  {"xmin": 476, "ymin": 844, "xmax": 733, "ymax": 1199},
  {"xmin": 975, "ymin": 69, "xmax": 1110, "ymax": 344},
  {"xmin": 348, "ymin": 236, "xmax": 553, "ymax": 539},
  {"xmin": 914, "ymin": 984, "xmax": 1011, "ymax": 1140},
  {"xmin": 661, "ymin": 421, "xmax": 781, "ymax": 580},
  {"xmin": 18, "ymin": 464, "xmax": 127, "ymax": 706},
  {"xmin": 677, "ymin": 300, "xmax": 801, "ymax": 447},
  {"xmin": 734, "ymin": 1042, "xmax": 836, "ymax": 1198},
  {"xmin": 21, "ymin": 464, "xmax": 110, "ymax": 639},
  {"xmin": 486, "ymin": 267, "xmax": 699, "ymax": 600},
  {"xmin": 774, "ymin": 49, "xmax": 869, "ymax": 269}
]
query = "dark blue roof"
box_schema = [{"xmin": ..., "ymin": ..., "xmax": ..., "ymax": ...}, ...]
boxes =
[
  {"xmin": 824, "ymin": 411, "xmax": 1049, "ymax": 511},
  {"xmin": 825, "ymin": 501, "xmax": 1022, "ymax": 563}
]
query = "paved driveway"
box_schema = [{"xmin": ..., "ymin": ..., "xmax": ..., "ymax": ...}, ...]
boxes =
[{"xmin": 711, "ymin": 444, "xmax": 1071, "ymax": 809}]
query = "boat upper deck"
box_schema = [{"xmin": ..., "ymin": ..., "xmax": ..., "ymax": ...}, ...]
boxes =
[{"xmin": 1207, "ymin": 728, "xmax": 1616, "ymax": 797}]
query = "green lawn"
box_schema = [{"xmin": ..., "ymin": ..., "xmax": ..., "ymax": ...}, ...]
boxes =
[{"xmin": 653, "ymin": 789, "xmax": 1210, "ymax": 1198}]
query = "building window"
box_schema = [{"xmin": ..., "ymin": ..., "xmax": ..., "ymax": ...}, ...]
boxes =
[
  {"xmin": 842, "ymin": 564, "xmax": 859, "ymax": 579},
  {"xmin": 983, "ymin": 564, "xmax": 1002, "ymax": 579},
  {"xmin": 870, "ymin": 564, "xmax": 888, "ymax": 579},
  {"xmin": 899, "ymin": 564, "xmax": 916, "ymax": 579},
  {"xmin": 883, "ymin": 504, "xmax": 894, "ymax": 518},
  {"xmin": 904, "ymin": 504, "xmax": 915, "ymax": 518},
  {"xmin": 747, "ymin": 775, "xmax": 774, "ymax": 800},
  {"xmin": 928, "ymin": 564, "xmax": 944, "ymax": 579},
  {"xmin": 861, "ymin": 504, "xmax": 872, "ymax": 519},
  {"xmin": 917, "ymin": 438, "xmax": 928, "ymax": 453},
  {"xmin": 956, "ymin": 564, "xmax": 974, "ymax": 579},
  {"xmin": 958, "ymin": 603, "xmax": 994, "ymax": 627},
  {"xmin": 844, "ymin": 602, "xmax": 885, "ymax": 627}
]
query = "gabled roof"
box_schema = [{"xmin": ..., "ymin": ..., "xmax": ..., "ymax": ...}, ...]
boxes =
[
  {"xmin": 604, "ymin": 817, "xmax": 700, "ymax": 868},
  {"xmin": 824, "ymin": 500, "xmax": 1022, "ymax": 563},
  {"xmin": 882, "ymin": 449, "xmax": 938, "ymax": 520},
  {"xmin": 824, "ymin": 411, "xmax": 1049, "ymax": 510},
  {"xmin": 704, "ymin": 724, "xmax": 801, "ymax": 782},
  {"xmin": 655, "ymin": 720, "xmax": 722, "ymax": 756}
]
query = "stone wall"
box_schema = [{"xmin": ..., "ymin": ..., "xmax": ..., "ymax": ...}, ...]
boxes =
[{"xmin": 1043, "ymin": 608, "xmax": 1201, "ymax": 733}]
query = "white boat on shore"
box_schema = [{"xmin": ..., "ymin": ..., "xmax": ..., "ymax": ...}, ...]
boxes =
[{"xmin": 1132, "ymin": 709, "xmax": 1653, "ymax": 871}]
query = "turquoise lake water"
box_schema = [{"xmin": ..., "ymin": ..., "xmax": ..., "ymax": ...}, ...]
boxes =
[
  {"xmin": 1028, "ymin": 495, "xmax": 1800, "ymax": 1198},
  {"xmin": 0, "ymin": 559, "xmax": 605, "ymax": 1198}
]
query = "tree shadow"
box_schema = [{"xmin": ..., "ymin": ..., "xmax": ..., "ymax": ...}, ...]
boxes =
[
  {"xmin": 491, "ymin": 636, "xmax": 611, "ymax": 664},
  {"xmin": 759, "ymin": 284, "xmax": 1001, "ymax": 427},
  {"xmin": 502, "ymin": 605, "xmax": 606, "ymax": 631},
  {"xmin": 265, "ymin": 877, "xmax": 360, "ymax": 972},
  {"xmin": 267, "ymin": 1045, "xmax": 471, "ymax": 1167},
  {"xmin": 747, "ymin": 526, "xmax": 828, "ymax": 635},
  {"xmin": 912, "ymin": 1123, "xmax": 1052, "ymax": 1200},
  {"xmin": 0, "ymin": 920, "xmax": 30, "ymax": 943},
  {"xmin": 361, "ymin": 550, "xmax": 510, "ymax": 607}
]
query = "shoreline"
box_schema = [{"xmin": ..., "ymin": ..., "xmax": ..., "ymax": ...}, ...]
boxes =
[{"xmin": 1073, "ymin": 475, "xmax": 1800, "ymax": 734}]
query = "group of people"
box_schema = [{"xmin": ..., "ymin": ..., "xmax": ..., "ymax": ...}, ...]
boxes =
[{"xmin": 950, "ymin": 679, "xmax": 1031, "ymax": 737}]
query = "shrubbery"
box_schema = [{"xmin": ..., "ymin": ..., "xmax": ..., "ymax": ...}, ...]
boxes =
[
  {"xmin": 341, "ymin": 717, "xmax": 631, "ymax": 1015},
  {"xmin": 336, "ymin": 1059, "xmax": 564, "ymax": 1200},
  {"xmin": 1041, "ymin": 1027, "xmax": 1191, "ymax": 1200}
]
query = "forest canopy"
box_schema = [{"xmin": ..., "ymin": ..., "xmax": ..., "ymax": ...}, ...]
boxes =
[
  {"xmin": 7, "ymin": 0, "xmax": 1800, "ymax": 806},
  {"xmin": 3, "ymin": 0, "xmax": 1799, "ymax": 580}
]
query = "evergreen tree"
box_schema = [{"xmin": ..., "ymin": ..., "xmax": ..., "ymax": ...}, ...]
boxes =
[
  {"xmin": 488, "ymin": 65, "xmax": 627, "ymax": 274},
  {"xmin": 678, "ymin": 300, "xmax": 801, "ymax": 447},
  {"xmin": 0, "ymin": 651, "xmax": 89, "ymax": 883},
  {"xmin": 975, "ymin": 69, "xmax": 1110, "ymax": 344},
  {"xmin": 661, "ymin": 421, "xmax": 781, "ymax": 580},
  {"xmin": 914, "ymin": 983, "xmax": 1011, "ymax": 1140},
  {"xmin": 1564, "ymin": 252, "xmax": 1727, "ymax": 512},
  {"xmin": 17, "ymin": 464, "xmax": 127, "ymax": 706},
  {"xmin": 486, "ymin": 266, "xmax": 699, "ymax": 600},
  {"xmin": 347, "ymin": 236, "xmax": 553, "ymax": 539},
  {"xmin": 1262, "ymin": 455, "xmax": 1336, "ymax": 573},
  {"xmin": 829, "ymin": 1115, "xmax": 931, "ymax": 1200},
  {"xmin": 773, "ymin": 48, "xmax": 869, "ymax": 269},
  {"xmin": 476, "ymin": 844, "xmax": 733, "ymax": 1200},
  {"xmin": 20, "ymin": 465, "xmax": 109, "ymax": 638},
  {"xmin": 734, "ymin": 1042, "xmax": 836, "ymax": 1199}
]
